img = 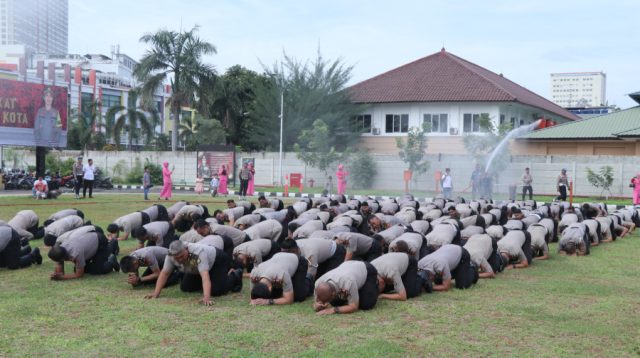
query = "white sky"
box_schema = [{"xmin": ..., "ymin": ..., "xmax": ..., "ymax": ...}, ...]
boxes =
[{"xmin": 69, "ymin": 0, "xmax": 640, "ymax": 108}]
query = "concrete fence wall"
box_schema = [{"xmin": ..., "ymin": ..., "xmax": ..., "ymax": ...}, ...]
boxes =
[{"xmin": 3, "ymin": 147, "xmax": 638, "ymax": 197}]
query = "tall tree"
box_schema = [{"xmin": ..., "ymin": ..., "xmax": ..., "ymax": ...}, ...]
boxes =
[
  {"xmin": 105, "ymin": 90, "xmax": 159, "ymax": 150},
  {"xmin": 294, "ymin": 119, "xmax": 346, "ymax": 178},
  {"xmin": 249, "ymin": 50, "xmax": 363, "ymax": 151},
  {"xmin": 179, "ymin": 114, "xmax": 226, "ymax": 151},
  {"xmin": 134, "ymin": 25, "xmax": 216, "ymax": 151},
  {"xmin": 396, "ymin": 122, "xmax": 430, "ymax": 175}
]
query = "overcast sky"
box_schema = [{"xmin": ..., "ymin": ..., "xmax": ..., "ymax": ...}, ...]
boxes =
[{"xmin": 69, "ymin": 0, "xmax": 639, "ymax": 108}]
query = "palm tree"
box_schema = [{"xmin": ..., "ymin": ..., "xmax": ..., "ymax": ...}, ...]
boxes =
[
  {"xmin": 105, "ymin": 90, "xmax": 159, "ymax": 150},
  {"xmin": 134, "ymin": 26, "xmax": 216, "ymax": 151},
  {"xmin": 68, "ymin": 99, "xmax": 102, "ymax": 151},
  {"xmin": 178, "ymin": 113, "xmax": 197, "ymax": 151}
]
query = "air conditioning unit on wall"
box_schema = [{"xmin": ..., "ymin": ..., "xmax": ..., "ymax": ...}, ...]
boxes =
[
  {"xmin": 372, "ymin": 128, "xmax": 380, "ymax": 135},
  {"xmin": 449, "ymin": 128, "xmax": 459, "ymax": 135}
]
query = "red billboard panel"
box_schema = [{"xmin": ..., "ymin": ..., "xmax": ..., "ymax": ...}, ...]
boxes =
[{"xmin": 0, "ymin": 78, "xmax": 68, "ymax": 147}]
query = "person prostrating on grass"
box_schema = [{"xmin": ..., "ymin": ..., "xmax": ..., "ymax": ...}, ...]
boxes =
[
  {"xmin": 249, "ymin": 252, "xmax": 312, "ymax": 306},
  {"xmin": 313, "ymin": 260, "xmax": 379, "ymax": 315},
  {"xmin": 119, "ymin": 246, "xmax": 181, "ymax": 288},
  {"xmin": 145, "ymin": 240, "xmax": 242, "ymax": 306}
]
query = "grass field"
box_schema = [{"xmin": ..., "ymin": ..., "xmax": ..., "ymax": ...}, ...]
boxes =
[{"xmin": 1, "ymin": 193, "xmax": 640, "ymax": 357}]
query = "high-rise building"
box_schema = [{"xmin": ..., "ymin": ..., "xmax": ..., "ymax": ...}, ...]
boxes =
[
  {"xmin": 0, "ymin": 0, "xmax": 68, "ymax": 55},
  {"xmin": 550, "ymin": 72, "xmax": 606, "ymax": 108}
]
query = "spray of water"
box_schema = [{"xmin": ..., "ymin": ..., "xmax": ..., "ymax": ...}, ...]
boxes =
[{"xmin": 485, "ymin": 120, "xmax": 541, "ymax": 173}]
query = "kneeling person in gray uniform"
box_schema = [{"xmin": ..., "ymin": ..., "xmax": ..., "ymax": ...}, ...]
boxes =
[
  {"xmin": 48, "ymin": 228, "xmax": 119, "ymax": 280},
  {"xmin": 313, "ymin": 261, "xmax": 379, "ymax": 315},
  {"xmin": 0, "ymin": 226, "xmax": 42, "ymax": 269},
  {"xmin": 132, "ymin": 221, "xmax": 176, "ymax": 249},
  {"xmin": 249, "ymin": 252, "xmax": 311, "ymax": 305},
  {"xmin": 119, "ymin": 246, "xmax": 180, "ymax": 287},
  {"xmin": 463, "ymin": 234, "xmax": 498, "ymax": 279},
  {"xmin": 417, "ymin": 244, "xmax": 477, "ymax": 291},
  {"xmin": 558, "ymin": 223, "xmax": 589, "ymax": 256},
  {"xmin": 334, "ymin": 232, "xmax": 382, "ymax": 262},
  {"xmin": 232, "ymin": 238, "xmax": 280, "ymax": 274},
  {"xmin": 145, "ymin": 241, "xmax": 243, "ymax": 305},
  {"xmin": 371, "ymin": 252, "xmax": 423, "ymax": 300},
  {"xmin": 497, "ymin": 230, "xmax": 532, "ymax": 269},
  {"xmin": 280, "ymin": 238, "xmax": 345, "ymax": 280}
]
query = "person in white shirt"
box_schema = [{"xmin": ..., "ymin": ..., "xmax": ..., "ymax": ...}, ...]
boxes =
[
  {"xmin": 82, "ymin": 158, "xmax": 96, "ymax": 199},
  {"xmin": 441, "ymin": 168, "xmax": 453, "ymax": 199}
]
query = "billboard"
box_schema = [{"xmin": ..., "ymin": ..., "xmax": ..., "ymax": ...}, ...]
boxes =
[{"xmin": 0, "ymin": 79, "xmax": 68, "ymax": 147}]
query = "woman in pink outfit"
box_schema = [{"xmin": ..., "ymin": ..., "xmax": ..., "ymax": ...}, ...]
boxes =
[
  {"xmin": 218, "ymin": 164, "xmax": 228, "ymax": 196},
  {"xmin": 160, "ymin": 162, "xmax": 174, "ymax": 200},
  {"xmin": 247, "ymin": 163, "xmax": 255, "ymax": 196},
  {"xmin": 632, "ymin": 173, "xmax": 640, "ymax": 205},
  {"xmin": 336, "ymin": 164, "xmax": 348, "ymax": 195}
]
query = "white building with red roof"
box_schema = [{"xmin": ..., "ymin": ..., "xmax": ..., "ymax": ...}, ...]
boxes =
[{"xmin": 348, "ymin": 48, "xmax": 579, "ymax": 154}]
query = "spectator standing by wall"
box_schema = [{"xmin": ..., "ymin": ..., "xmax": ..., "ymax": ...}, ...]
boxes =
[
  {"xmin": 556, "ymin": 168, "xmax": 569, "ymax": 201},
  {"xmin": 441, "ymin": 168, "xmax": 453, "ymax": 199},
  {"xmin": 82, "ymin": 159, "xmax": 95, "ymax": 199},
  {"xmin": 72, "ymin": 157, "xmax": 83, "ymax": 199},
  {"xmin": 142, "ymin": 167, "xmax": 152, "ymax": 201},
  {"xmin": 522, "ymin": 168, "xmax": 533, "ymax": 201}
]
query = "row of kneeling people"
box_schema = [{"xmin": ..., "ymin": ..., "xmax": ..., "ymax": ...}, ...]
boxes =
[{"xmin": 2, "ymin": 194, "xmax": 636, "ymax": 313}]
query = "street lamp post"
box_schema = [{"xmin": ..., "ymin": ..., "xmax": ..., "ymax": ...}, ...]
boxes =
[{"xmin": 278, "ymin": 91, "xmax": 284, "ymax": 187}]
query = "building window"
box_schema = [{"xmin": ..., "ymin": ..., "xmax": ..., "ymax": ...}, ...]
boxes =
[
  {"xmin": 102, "ymin": 94, "xmax": 121, "ymax": 109},
  {"xmin": 354, "ymin": 114, "xmax": 372, "ymax": 133},
  {"xmin": 385, "ymin": 114, "xmax": 409, "ymax": 133},
  {"xmin": 423, "ymin": 113, "xmax": 448, "ymax": 133},
  {"xmin": 499, "ymin": 114, "xmax": 506, "ymax": 125},
  {"xmin": 462, "ymin": 113, "xmax": 488, "ymax": 133}
]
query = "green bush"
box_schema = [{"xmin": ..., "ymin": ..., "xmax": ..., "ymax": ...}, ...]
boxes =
[
  {"xmin": 126, "ymin": 158, "xmax": 163, "ymax": 185},
  {"xmin": 45, "ymin": 154, "xmax": 75, "ymax": 175},
  {"xmin": 349, "ymin": 150, "xmax": 377, "ymax": 189}
]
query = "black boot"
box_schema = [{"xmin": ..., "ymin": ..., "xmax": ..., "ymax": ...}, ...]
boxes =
[
  {"xmin": 231, "ymin": 268, "xmax": 243, "ymax": 292},
  {"xmin": 31, "ymin": 247, "xmax": 43, "ymax": 265}
]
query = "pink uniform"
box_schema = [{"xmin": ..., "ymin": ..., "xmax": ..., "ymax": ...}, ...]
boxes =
[
  {"xmin": 159, "ymin": 162, "xmax": 173, "ymax": 199},
  {"xmin": 218, "ymin": 165, "xmax": 228, "ymax": 195},
  {"xmin": 336, "ymin": 164, "xmax": 348, "ymax": 195}
]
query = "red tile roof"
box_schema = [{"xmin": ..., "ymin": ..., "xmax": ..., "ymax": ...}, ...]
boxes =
[{"xmin": 348, "ymin": 49, "xmax": 580, "ymax": 121}]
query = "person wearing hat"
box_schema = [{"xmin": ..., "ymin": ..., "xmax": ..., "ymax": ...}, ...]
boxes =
[
  {"xmin": 441, "ymin": 168, "xmax": 453, "ymax": 200},
  {"xmin": 34, "ymin": 87, "xmax": 62, "ymax": 147},
  {"xmin": 72, "ymin": 157, "xmax": 84, "ymax": 199},
  {"xmin": 556, "ymin": 168, "xmax": 569, "ymax": 201},
  {"xmin": 144, "ymin": 241, "xmax": 243, "ymax": 305}
]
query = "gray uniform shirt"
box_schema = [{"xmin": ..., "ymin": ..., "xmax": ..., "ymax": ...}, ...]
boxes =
[
  {"xmin": 426, "ymin": 223, "xmax": 458, "ymax": 247},
  {"xmin": 179, "ymin": 229, "xmax": 203, "ymax": 243},
  {"xmin": 234, "ymin": 214, "xmax": 262, "ymax": 229},
  {"xmin": 131, "ymin": 246, "xmax": 168, "ymax": 272},
  {"xmin": 8, "ymin": 210, "xmax": 38, "ymax": 240},
  {"xmin": 224, "ymin": 207, "xmax": 246, "ymax": 221},
  {"xmin": 244, "ymin": 220, "xmax": 282, "ymax": 241},
  {"xmin": 167, "ymin": 201, "xmax": 188, "ymax": 220},
  {"xmin": 56, "ymin": 225, "xmax": 97, "ymax": 245},
  {"xmin": 177, "ymin": 205, "xmax": 205, "ymax": 221},
  {"xmin": 417, "ymin": 244, "xmax": 462, "ymax": 281},
  {"xmin": 296, "ymin": 238, "xmax": 336, "ymax": 276},
  {"xmin": 371, "ymin": 253, "xmax": 409, "ymax": 293},
  {"xmin": 377, "ymin": 225, "xmax": 406, "ymax": 245},
  {"xmin": 44, "ymin": 215, "xmax": 84, "ymax": 238},
  {"xmin": 335, "ymin": 232, "xmax": 373, "ymax": 255},
  {"xmin": 141, "ymin": 205, "xmax": 160, "ymax": 221},
  {"xmin": 250, "ymin": 252, "xmax": 299, "ymax": 292},
  {"xmin": 114, "ymin": 212, "xmax": 143, "ymax": 234},
  {"xmin": 497, "ymin": 231, "xmax": 527, "ymax": 262},
  {"xmin": 262, "ymin": 210, "xmax": 289, "ymax": 223},
  {"xmin": 389, "ymin": 232, "xmax": 424, "ymax": 260},
  {"xmin": 142, "ymin": 221, "xmax": 172, "ymax": 247},
  {"xmin": 233, "ymin": 239, "xmax": 273, "ymax": 266},
  {"xmin": 207, "ymin": 222, "xmax": 247, "ymax": 246},
  {"xmin": 315, "ymin": 261, "xmax": 368, "ymax": 305},
  {"xmin": 527, "ymin": 224, "xmax": 549, "ymax": 254},
  {"xmin": 560, "ymin": 223, "xmax": 586, "ymax": 249},
  {"xmin": 162, "ymin": 243, "xmax": 217, "ymax": 274},
  {"xmin": 197, "ymin": 235, "xmax": 225, "ymax": 251},
  {"xmin": 293, "ymin": 220, "xmax": 325, "ymax": 239},
  {"xmin": 463, "ymin": 234, "xmax": 493, "ymax": 274},
  {"xmin": 60, "ymin": 231, "xmax": 99, "ymax": 269},
  {"xmin": 47, "ymin": 209, "xmax": 79, "ymax": 221},
  {"xmin": 410, "ymin": 220, "xmax": 430, "ymax": 235}
]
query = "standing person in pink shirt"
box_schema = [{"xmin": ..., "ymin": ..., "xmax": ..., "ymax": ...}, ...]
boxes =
[
  {"xmin": 336, "ymin": 164, "xmax": 349, "ymax": 196},
  {"xmin": 218, "ymin": 164, "xmax": 229, "ymax": 196},
  {"xmin": 247, "ymin": 162, "xmax": 256, "ymax": 196},
  {"xmin": 195, "ymin": 176, "xmax": 204, "ymax": 195},
  {"xmin": 631, "ymin": 173, "xmax": 640, "ymax": 205},
  {"xmin": 159, "ymin": 162, "xmax": 174, "ymax": 200}
]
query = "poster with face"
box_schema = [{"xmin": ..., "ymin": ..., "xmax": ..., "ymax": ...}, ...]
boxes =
[
  {"xmin": 0, "ymin": 79, "xmax": 68, "ymax": 147},
  {"xmin": 198, "ymin": 151, "xmax": 234, "ymax": 180}
]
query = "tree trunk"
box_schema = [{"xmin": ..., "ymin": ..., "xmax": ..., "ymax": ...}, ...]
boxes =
[{"xmin": 172, "ymin": 106, "xmax": 179, "ymax": 152}]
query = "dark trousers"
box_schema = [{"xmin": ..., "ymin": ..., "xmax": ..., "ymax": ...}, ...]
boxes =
[
  {"xmin": 522, "ymin": 231, "xmax": 533, "ymax": 265},
  {"xmin": 239, "ymin": 179, "xmax": 249, "ymax": 196},
  {"xmin": 451, "ymin": 248, "xmax": 478, "ymax": 289},
  {"xmin": 292, "ymin": 256, "xmax": 311, "ymax": 302},
  {"xmin": 362, "ymin": 239, "xmax": 382, "ymax": 262},
  {"xmin": 74, "ymin": 175, "xmax": 83, "ymax": 196},
  {"xmin": 487, "ymin": 238, "xmax": 504, "ymax": 273},
  {"xmin": 331, "ymin": 262, "xmax": 378, "ymax": 310},
  {"xmin": 180, "ymin": 249, "xmax": 239, "ymax": 296},
  {"xmin": 0, "ymin": 233, "xmax": 32, "ymax": 269},
  {"xmin": 156, "ymin": 205, "xmax": 170, "ymax": 222},
  {"xmin": 316, "ymin": 244, "xmax": 346, "ymax": 279},
  {"xmin": 401, "ymin": 256, "xmax": 423, "ymax": 298},
  {"xmin": 85, "ymin": 233, "xmax": 116, "ymax": 275},
  {"xmin": 557, "ymin": 186, "xmax": 567, "ymax": 201},
  {"xmin": 522, "ymin": 185, "xmax": 533, "ymax": 201},
  {"xmin": 83, "ymin": 179, "xmax": 94, "ymax": 197}
]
